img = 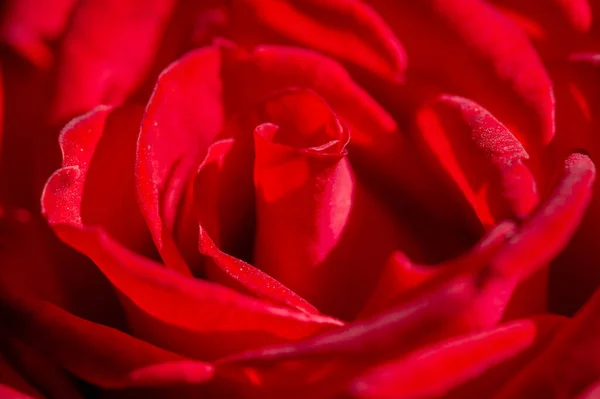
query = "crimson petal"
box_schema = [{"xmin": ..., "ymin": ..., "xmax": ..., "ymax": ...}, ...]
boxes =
[
  {"xmin": 228, "ymin": 0, "xmax": 406, "ymax": 80},
  {"xmin": 51, "ymin": 0, "xmax": 177, "ymax": 121}
]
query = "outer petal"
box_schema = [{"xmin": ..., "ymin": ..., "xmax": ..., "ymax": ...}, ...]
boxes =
[
  {"xmin": 0, "ymin": 0, "xmax": 77, "ymax": 68},
  {"xmin": 0, "ymin": 289, "xmax": 213, "ymax": 389},
  {"xmin": 216, "ymin": 256, "xmax": 518, "ymax": 397},
  {"xmin": 51, "ymin": 0, "xmax": 177, "ymax": 121},
  {"xmin": 228, "ymin": 0, "xmax": 407, "ymax": 80},
  {"xmin": 0, "ymin": 333, "xmax": 83, "ymax": 399},
  {"xmin": 489, "ymin": 0, "xmax": 593, "ymax": 58},
  {"xmin": 349, "ymin": 320, "xmax": 539, "ymax": 399},
  {"xmin": 366, "ymin": 0, "xmax": 555, "ymax": 151},
  {"xmin": 494, "ymin": 285, "xmax": 600, "ymax": 398},
  {"xmin": 446, "ymin": 315, "xmax": 565, "ymax": 398},
  {"xmin": 0, "ymin": 353, "xmax": 44, "ymax": 398}
]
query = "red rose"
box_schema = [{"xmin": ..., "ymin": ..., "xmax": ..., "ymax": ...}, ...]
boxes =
[{"xmin": 1, "ymin": 1, "xmax": 600, "ymax": 398}]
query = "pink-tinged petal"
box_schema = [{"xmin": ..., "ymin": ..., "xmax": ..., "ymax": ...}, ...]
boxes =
[
  {"xmin": 348, "ymin": 320, "xmax": 539, "ymax": 399},
  {"xmin": 42, "ymin": 103, "xmax": 343, "ymax": 359},
  {"xmin": 366, "ymin": 0, "xmax": 555, "ymax": 151},
  {"xmin": 549, "ymin": 55, "xmax": 600, "ymax": 315},
  {"xmin": 0, "ymin": 0, "xmax": 77, "ymax": 68},
  {"xmin": 252, "ymin": 89, "xmax": 425, "ymax": 319},
  {"xmin": 494, "ymin": 285, "xmax": 600, "ymax": 398},
  {"xmin": 413, "ymin": 95, "xmax": 539, "ymax": 226},
  {"xmin": 0, "ymin": 353, "xmax": 43, "ymax": 398},
  {"xmin": 228, "ymin": 0, "xmax": 406, "ymax": 80},
  {"xmin": 446, "ymin": 315, "xmax": 566, "ymax": 398},
  {"xmin": 195, "ymin": 139, "xmax": 319, "ymax": 314},
  {"xmin": 489, "ymin": 0, "xmax": 592, "ymax": 58},
  {"xmin": 51, "ymin": 0, "xmax": 177, "ymax": 121},
  {"xmin": 493, "ymin": 153, "xmax": 595, "ymax": 281},
  {"xmin": 0, "ymin": 333, "xmax": 83, "ymax": 399},
  {"xmin": 136, "ymin": 46, "xmax": 224, "ymax": 275},
  {"xmin": 0, "ymin": 290, "xmax": 213, "ymax": 389}
]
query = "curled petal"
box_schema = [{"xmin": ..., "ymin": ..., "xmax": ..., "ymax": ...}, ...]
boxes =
[
  {"xmin": 137, "ymin": 46, "xmax": 224, "ymax": 274},
  {"xmin": 252, "ymin": 89, "xmax": 421, "ymax": 319},
  {"xmin": 195, "ymin": 138, "xmax": 319, "ymax": 314},
  {"xmin": 413, "ymin": 95, "xmax": 538, "ymax": 225},
  {"xmin": 493, "ymin": 153, "xmax": 596, "ymax": 281}
]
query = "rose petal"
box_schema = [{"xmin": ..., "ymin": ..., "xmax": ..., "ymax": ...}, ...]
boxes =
[
  {"xmin": 349, "ymin": 320, "xmax": 539, "ymax": 399},
  {"xmin": 359, "ymin": 221, "xmax": 517, "ymax": 317},
  {"xmin": 549, "ymin": 55, "xmax": 600, "ymax": 315},
  {"xmin": 0, "ymin": 0, "xmax": 77, "ymax": 68},
  {"xmin": 51, "ymin": 0, "xmax": 177, "ymax": 121},
  {"xmin": 366, "ymin": 0, "xmax": 555, "ymax": 151},
  {"xmin": 195, "ymin": 138, "xmax": 319, "ymax": 314},
  {"xmin": 228, "ymin": 0, "xmax": 406, "ymax": 80},
  {"xmin": 137, "ymin": 45, "xmax": 224, "ymax": 275},
  {"xmin": 42, "ymin": 103, "xmax": 343, "ymax": 360},
  {"xmin": 0, "ymin": 353, "xmax": 43, "ymax": 398},
  {"xmin": 493, "ymin": 153, "xmax": 596, "ymax": 281},
  {"xmin": 0, "ymin": 333, "xmax": 83, "ymax": 399},
  {"xmin": 446, "ymin": 315, "xmax": 565, "ymax": 398},
  {"xmin": 252, "ymin": 89, "xmax": 424, "ymax": 319},
  {"xmin": 216, "ymin": 260, "xmax": 517, "ymax": 396},
  {"xmin": 494, "ymin": 285, "xmax": 600, "ymax": 398},
  {"xmin": 489, "ymin": 0, "xmax": 592, "ymax": 58},
  {"xmin": 0, "ymin": 289, "xmax": 213, "ymax": 389}
]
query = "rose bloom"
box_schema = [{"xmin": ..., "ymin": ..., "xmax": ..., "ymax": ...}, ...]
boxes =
[{"xmin": 0, "ymin": 0, "xmax": 599, "ymax": 398}]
